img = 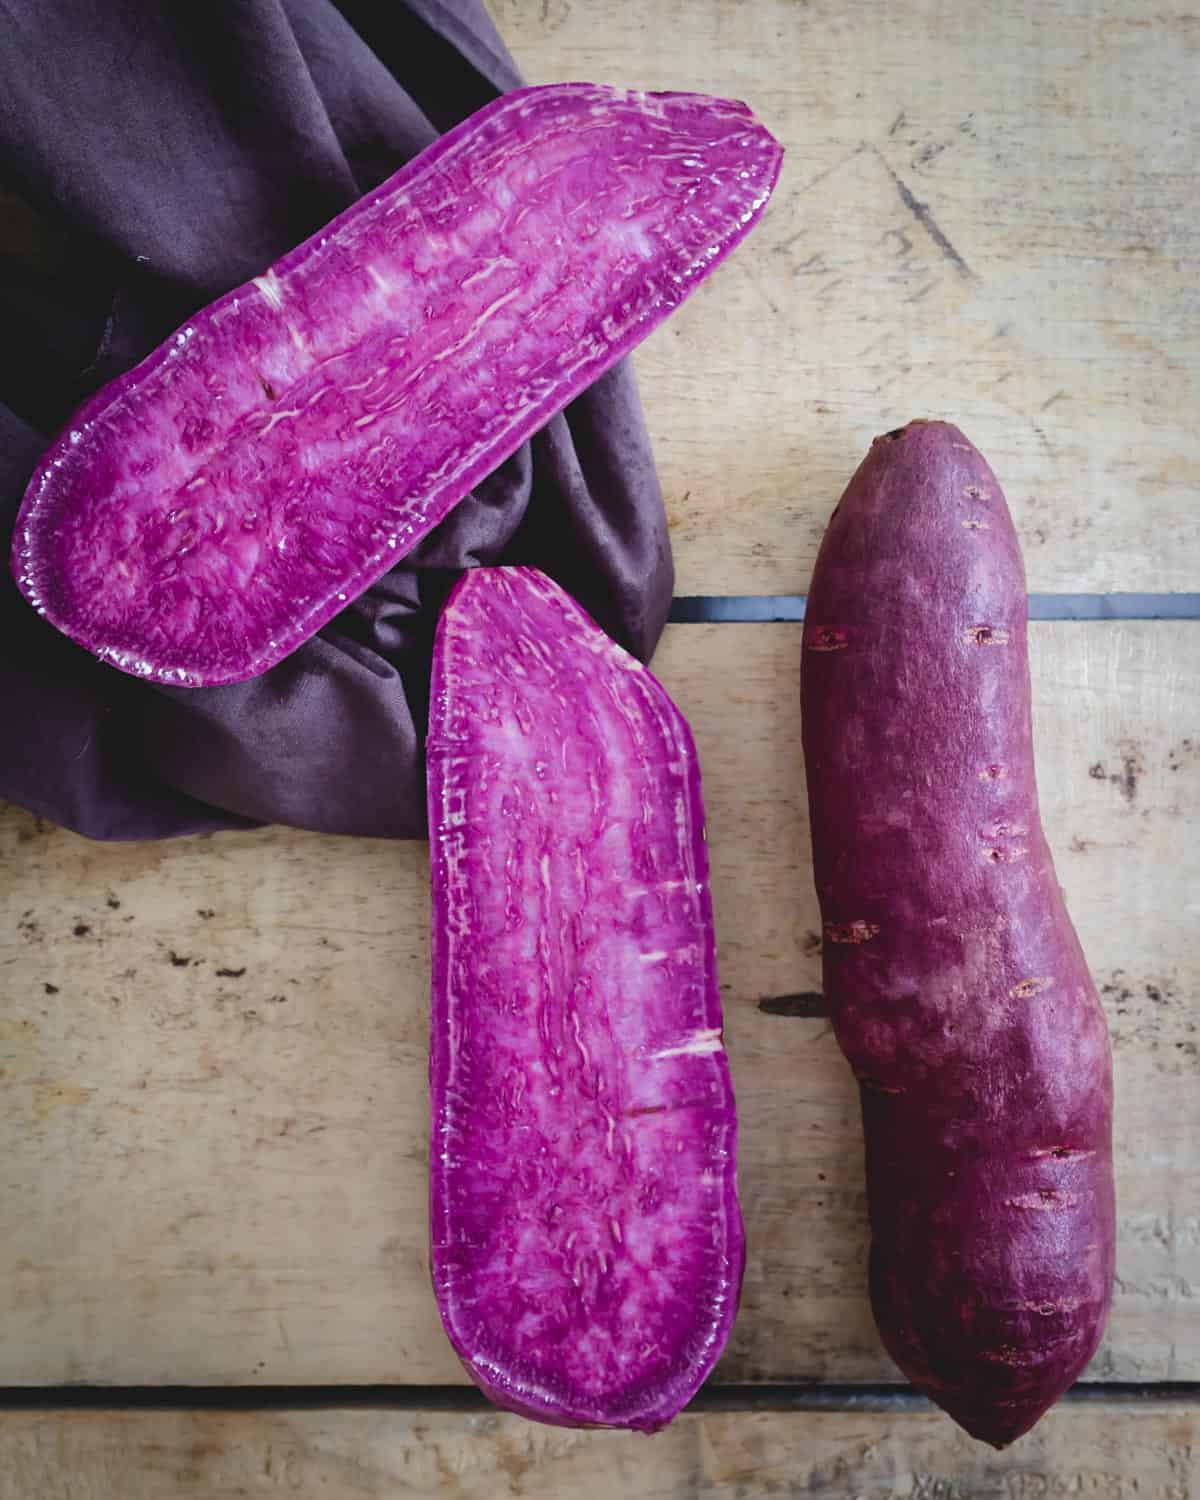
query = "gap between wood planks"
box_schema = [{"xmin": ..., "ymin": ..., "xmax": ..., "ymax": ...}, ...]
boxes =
[
  {"xmin": 668, "ymin": 595, "xmax": 1200, "ymax": 623},
  {"xmin": 0, "ymin": 1383, "xmax": 1197, "ymax": 1413}
]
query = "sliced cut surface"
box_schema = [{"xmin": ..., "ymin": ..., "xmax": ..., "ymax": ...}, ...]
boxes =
[
  {"xmin": 426, "ymin": 566, "xmax": 742, "ymax": 1431},
  {"xmin": 13, "ymin": 84, "xmax": 782, "ymax": 687}
]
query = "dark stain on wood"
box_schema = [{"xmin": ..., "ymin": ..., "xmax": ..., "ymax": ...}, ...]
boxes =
[{"xmin": 758, "ymin": 992, "xmax": 828, "ymax": 1018}]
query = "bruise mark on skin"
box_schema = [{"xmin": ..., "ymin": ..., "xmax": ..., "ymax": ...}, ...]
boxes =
[
  {"xmin": 825, "ymin": 920, "xmax": 881, "ymax": 945},
  {"xmin": 1006, "ymin": 1190, "xmax": 1081, "ymax": 1211},
  {"xmin": 858, "ymin": 1074, "xmax": 905, "ymax": 1095},
  {"xmin": 965, "ymin": 625, "xmax": 1009, "ymax": 646},
  {"xmin": 806, "ymin": 625, "xmax": 849, "ymax": 652}
]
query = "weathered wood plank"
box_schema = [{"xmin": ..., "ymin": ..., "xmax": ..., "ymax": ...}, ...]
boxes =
[
  {"xmin": 486, "ymin": 0, "xmax": 1200, "ymax": 595},
  {"xmin": 0, "ymin": 622, "xmax": 1196, "ymax": 1384},
  {"xmin": 1, "ymin": 1402, "xmax": 1197, "ymax": 1499}
]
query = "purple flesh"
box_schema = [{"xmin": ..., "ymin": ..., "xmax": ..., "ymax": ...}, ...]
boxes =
[
  {"xmin": 800, "ymin": 422, "xmax": 1114, "ymax": 1447},
  {"xmin": 12, "ymin": 84, "xmax": 781, "ymax": 687},
  {"xmin": 426, "ymin": 567, "xmax": 743, "ymax": 1431}
]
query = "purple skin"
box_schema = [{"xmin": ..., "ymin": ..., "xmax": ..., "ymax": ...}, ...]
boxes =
[
  {"xmin": 800, "ymin": 422, "xmax": 1114, "ymax": 1447},
  {"xmin": 12, "ymin": 84, "xmax": 781, "ymax": 688},
  {"xmin": 426, "ymin": 567, "xmax": 743, "ymax": 1431}
]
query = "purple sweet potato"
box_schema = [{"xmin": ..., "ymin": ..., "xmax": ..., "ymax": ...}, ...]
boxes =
[
  {"xmin": 800, "ymin": 421, "xmax": 1114, "ymax": 1447},
  {"xmin": 13, "ymin": 84, "xmax": 781, "ymax": 687},
  {"xmin": 426, "ymin": 566, "xmax": 742, "ymax": 1430}
]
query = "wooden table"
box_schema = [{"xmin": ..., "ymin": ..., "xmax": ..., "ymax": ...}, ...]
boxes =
[{"xmin": 2, "ymin": 1, "xmax": 1197, "ymax": 1493}]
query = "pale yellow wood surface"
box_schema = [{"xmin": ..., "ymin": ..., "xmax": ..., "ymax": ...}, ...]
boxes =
[
  {"xmin": 1, "ymin": 1403, "xmax": 1197, "ymax": 1499},
  {"xmin": 1, "ymin": 622, "xmax": 1195, "ymax": 1386},
  {"xmin": 487, "ymin": 0, "xmax": 1200, "ymax": 596}
]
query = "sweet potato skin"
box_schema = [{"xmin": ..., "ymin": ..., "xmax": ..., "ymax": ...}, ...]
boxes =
[{"xmin": 800, "ymin": 421, "xmax": 1114, "ymax": 1447}]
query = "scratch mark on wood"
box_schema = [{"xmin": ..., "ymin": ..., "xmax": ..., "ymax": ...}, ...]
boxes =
[
  {"xmin": 872, "ymin": 362, "xmax": 913, "ymax": 395},
  {"xmin": 855, "ymin": 334, "xmax": 891, "ymax": 360},
  {"xmin": 1032, "ymin": 422, "xmax": 1057, "ymax": 458},
  {"xmin": 739, "ymin": 264, "xmax": 783, "ymax": 317},
  {"xmin": 773, "ymin": 143, "xmax": 869, "ymax": 258},
  {"xmin": 873, "ymin": 148, "xmax": 976, "ymax": 282},
  {"xmin": 913, "ymin": 140, "xmax": 948, "ymax": 168},
  {"xmin": 881, "ymin": 227, "xmax": 915, "ymax": 259}
]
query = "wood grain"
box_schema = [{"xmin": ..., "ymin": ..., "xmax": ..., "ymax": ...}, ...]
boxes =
[
  {"xmin": 1, "ymin": 622, "xmax": 1195, "ymax": 1386},
  {"xmin": 486, "ymin": 0, "xmax": 1200, "ymax": 596},
  {"xmin": 1, "ymin": 1403, "xmax": 1197, "ymax": 1498}
]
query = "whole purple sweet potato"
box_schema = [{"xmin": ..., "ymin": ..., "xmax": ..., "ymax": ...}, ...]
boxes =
[{"xmin": 800, "ymin": 420, "xmax": 1115, "ymax": 1447}]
